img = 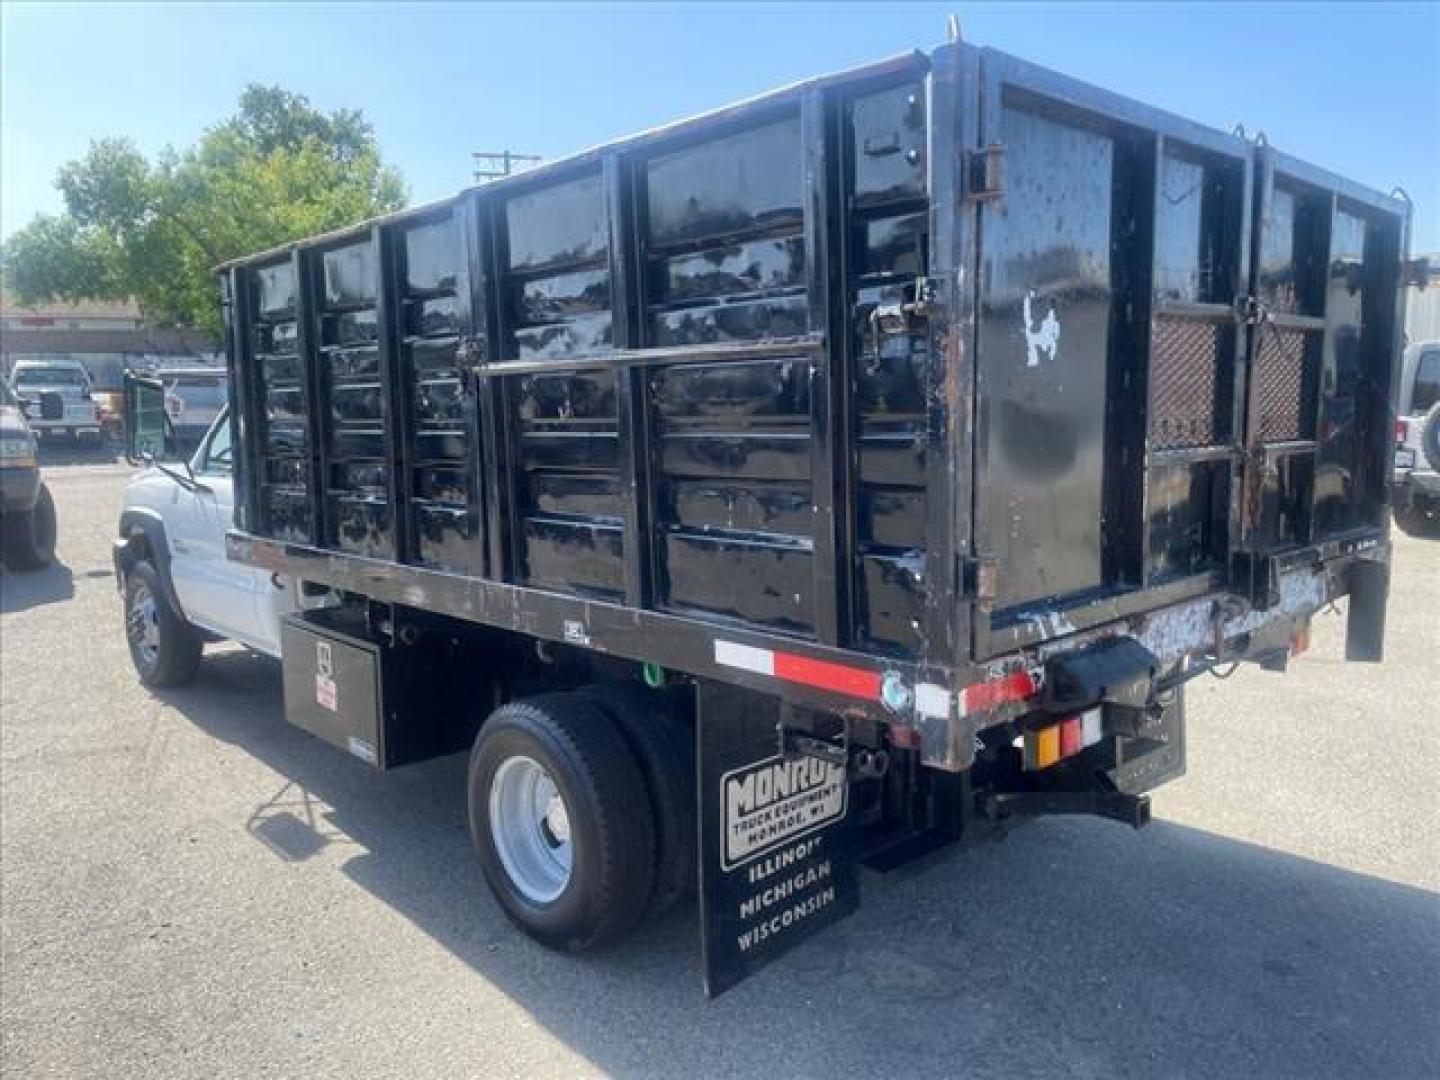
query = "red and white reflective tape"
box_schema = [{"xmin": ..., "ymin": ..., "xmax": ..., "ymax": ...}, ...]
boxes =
[
  {"xmin": 957, "ymin": 669, "xmax": 1039, "ymax": 717},
  {"xmin": 714, "ymin": 640, "xmax": 1038, "ymax": 721},
  {"xmin": 714, "ymin": 640, "xmax": 883, "ymax": 701}
]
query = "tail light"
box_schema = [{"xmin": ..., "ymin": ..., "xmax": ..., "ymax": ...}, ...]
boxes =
[
  {"xmin": 1022, "ymin": 707, "xmax": 1104, "ymax": 770},
  {"xmin": 1396, "ymin": 418, "xmax": 1409, "ymax": 443}
]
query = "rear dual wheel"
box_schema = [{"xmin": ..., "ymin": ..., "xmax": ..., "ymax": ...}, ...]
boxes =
[
  {"xmin": 468, "ymin": 694, "xmax": 658, "ymax": 951},
  {"xmin": 467, "ymin": 685, "xmax": 694, "ymax": 951}
]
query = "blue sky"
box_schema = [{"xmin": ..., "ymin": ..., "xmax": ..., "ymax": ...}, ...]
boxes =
[{"xmin": 3, "ymin": 2, "xmax": 1438, "ymax": 250}]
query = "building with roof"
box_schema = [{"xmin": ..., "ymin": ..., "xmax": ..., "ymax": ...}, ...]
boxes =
[{"xmin": 0, "ymin": 291, "xmax": 220, "ymax": 392}]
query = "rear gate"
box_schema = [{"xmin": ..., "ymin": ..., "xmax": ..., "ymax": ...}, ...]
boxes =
[
  {"xmin": 963, "ymin": 47, "xmax": 1252, "ymax": 660},
  {"xmin": 1239, "ymin": 147, "xmax": 1407, "ymax": 563},
  {"xmin": 955, "ymin": 47, "xmax": 1405, "ymax": 662}
]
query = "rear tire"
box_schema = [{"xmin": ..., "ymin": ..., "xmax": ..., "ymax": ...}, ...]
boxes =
[
  {"xmin": 124, "ymin": 560, "xmax": 203, "ymax": 687},
  {"xmin": 577, "ymin": 682, "xmax": 696, "ymax": 916},
  {"xmin": 468, "ymin": 694, "xmax": 657, "ymax": 951},
  {"xmin": 1394, "ymin": 500, "xmax": 1440, "ymax": 538},
  {"xmin": 1, "ymin": 484, "xmax": 57, "ymax": 570},
  {"xmin": 1421, "ymin": 403, "xmax": 1440, "ymax": 473}
]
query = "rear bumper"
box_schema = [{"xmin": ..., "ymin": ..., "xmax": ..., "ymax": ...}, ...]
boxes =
[
  {"xmin": 0, "ymin": 465, "xmax": 40, "ymax": 514},
  {"xmin": 30, "ymin": 419, "xmax": 101, "ymax": 435}
]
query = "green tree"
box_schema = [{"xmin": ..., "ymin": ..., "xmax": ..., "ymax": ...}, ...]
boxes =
[{"xmin": 2, "ymin": 85, "xmax": 405, "ymax": 337}]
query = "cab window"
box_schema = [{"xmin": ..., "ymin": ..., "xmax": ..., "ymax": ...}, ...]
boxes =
[{"xmin": 195, "ymin": 411, "xmax": 233, "ymax": 476}]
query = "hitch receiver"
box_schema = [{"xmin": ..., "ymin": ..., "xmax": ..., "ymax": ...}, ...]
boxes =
[{"xmin": 980, "ymin": 790, "xmax": 1152, "ymax": 830}]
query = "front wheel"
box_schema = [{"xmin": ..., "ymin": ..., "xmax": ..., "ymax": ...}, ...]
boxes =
[
  {"xmin": 1, "ymin": 484, "xmax": 57, "ymax": 570},
  {"xmin": 124, "ymin": 560, "xmax": 203, "ymax": 687},
  {"xmin": 468, "ymin": 695, "xmax": 657, "ymax": 951}
]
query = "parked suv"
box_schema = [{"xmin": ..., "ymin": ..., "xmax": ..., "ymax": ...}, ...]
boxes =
[
  {"xmin": 1393, "ymin": 339, "xmax": 1440, "ymax": 537},
  {"xmin": 0, "ymin": 374, "xmax": 57, "ymax": 569},
  {"xmin": 8, "ymin": 359, "xmax": 102, "ymax": 441}
]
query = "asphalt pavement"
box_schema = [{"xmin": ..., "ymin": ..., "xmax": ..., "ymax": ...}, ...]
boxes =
[{"xmin": 2, "ymin": 463, "xmax": 1437, "ymax": 1079}]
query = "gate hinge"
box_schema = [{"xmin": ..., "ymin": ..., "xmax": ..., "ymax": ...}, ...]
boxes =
[
  {"xmin": 965, "ymin": 143, "xmax": 1005, "ymax": 202},
  {"xmin": 960, "ymin": 553, "xmax": 1000, "ymax": 610}
]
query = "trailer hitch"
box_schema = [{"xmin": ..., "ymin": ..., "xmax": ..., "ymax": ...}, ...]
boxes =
[{"xmin": 980, "ymin": 790, "xmax": 1152, "ymax": 830}]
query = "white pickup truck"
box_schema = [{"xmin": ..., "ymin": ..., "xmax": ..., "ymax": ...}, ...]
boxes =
[{"xmin": 113, "ymin": 397, "xmax": 297, "ymax": 684}]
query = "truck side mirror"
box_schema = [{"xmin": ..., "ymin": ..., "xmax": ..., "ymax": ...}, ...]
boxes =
[{"xmin": 123, "ymin": 373, "xmax": 174, "ymax": 465}]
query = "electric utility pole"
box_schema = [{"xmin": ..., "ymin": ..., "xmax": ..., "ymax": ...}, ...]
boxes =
[{"xmin": 472, "ymin": 150, "xmax": 542, "ymax": 183}]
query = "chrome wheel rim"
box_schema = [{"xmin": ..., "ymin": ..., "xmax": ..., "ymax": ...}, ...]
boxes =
[
  {"xmin": 127, "ymin": 582, "xmax": 161, "ymax": 669},
  {"xmin": 488, "ymin": 755, "xmax": 572, "ymax": 903}
]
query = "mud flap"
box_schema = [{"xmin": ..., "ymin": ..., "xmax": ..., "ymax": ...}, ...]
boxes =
[
  {"xmin": 697, "ymin": 681, "xmax": 859, "ymax": 997},
  {"xmin": 1345, "ymin": 556, "xmax": 1389, "ymax": 662}
]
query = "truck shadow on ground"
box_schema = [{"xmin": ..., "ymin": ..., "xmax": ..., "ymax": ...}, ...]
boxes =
[
  {"xmin": 160, "ymin": 649, "xmax": 1440, "ymax": 1080},
  {"xmin": 0, "ymin": 559, "xmax": 75, "ymax": 613}
]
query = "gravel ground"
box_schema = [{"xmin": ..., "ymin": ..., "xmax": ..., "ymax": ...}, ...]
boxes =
[{"xmin": 2, "ymin": 464, "xmax": 1437, "ymax": 1079}]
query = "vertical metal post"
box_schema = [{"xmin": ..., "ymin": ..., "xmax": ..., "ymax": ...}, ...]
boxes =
[
  {"xmin": 605, "ymin": 153, "xmax": 653, "ymax": 609},
  {"xmin": 373, "ymin": 223, "xmax": 406, "ymax": 562},
  {"xmin": 924, "ymin": 41, "xmax": 976, "ymax": 669},
  {"xmin": 1223, "ymin": 149, "xmax": 1255, "ymax": 570},
  {"xmin": 452, "ymin": 196, "xmax": 490, "ymax": 579},
  {"xmin": 1124, "ymin": 132, "xmax": 1161, "ymax": 587},
  {"xmin": 802, "ymin": 87, "xmax": 846, "ymax": 648},
  {"xmin": 228, "ymin": 267, "xmax": 264, "ymax": 535},
  {"xmin": 475, "ymin": 195, "xmax": 517, "ymax": 583},
  {"xmin": 294, "ymin": 247, "xmax": 326, "ymax": 548}
]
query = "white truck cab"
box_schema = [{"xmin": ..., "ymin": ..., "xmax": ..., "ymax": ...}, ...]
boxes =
[{"xmin": 115, "ymin": 381, "xmax": 298, "ymax": 684}]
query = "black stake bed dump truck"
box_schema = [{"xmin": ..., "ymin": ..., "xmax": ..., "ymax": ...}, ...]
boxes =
[{"xmin": 214, "ymin": 38, "xmax": 1408, "ymax": 994}]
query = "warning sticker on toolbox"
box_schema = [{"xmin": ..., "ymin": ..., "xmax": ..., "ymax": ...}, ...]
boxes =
[
  {"xmin": 315, "ymin": 674, "xmax": 337, "ymax": 712},
  {"xmin": 721, "ymin": 756, "xmax": 846, "ymax": 870}
]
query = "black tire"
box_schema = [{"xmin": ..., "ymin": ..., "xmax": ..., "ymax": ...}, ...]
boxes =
[
  {"xmin": 1394, "ymin": 500, "xmax": 1440, "ymax": 538},
  {"xmin": 1421, "ymin": 403, "xmax": 1440, "ymax": 473},
  {"xmin": 2, "ymin": 483, "xmax": 57, "ymax": 571},
  {"xmin": 577, "ymin": 683, "xmax": 696, "ymax": 917},
  {"xmin": 468, "ymin": 694, "xmax": 657, "ymax": 951},
  {"xmin": 123, "ymin": 559, "xmax": 203, "ymax": 687}
]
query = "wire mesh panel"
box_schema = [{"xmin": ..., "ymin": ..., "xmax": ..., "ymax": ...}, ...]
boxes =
[
  {"xmin": 1149, "ymin": 316, "xmax": 1225, "ymax": 450},
  {"xmin": 1253, "ymin": 326, "xmax": 1320, "ymax": 443}
]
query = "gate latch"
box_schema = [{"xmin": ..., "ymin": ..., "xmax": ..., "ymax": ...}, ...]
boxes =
[
  {"xmin": 1235, "ymin": 295, "xmax": 1267, "ymax": 325},
  {"xmin": 961, "ymin": 553, "xmax": 1000, "ymax": 611},
  {"xmin": 868, "ymin": 277, "xmax": 935, "ymax": 340},
  {"xmin": 965, "ymin": 143, "xmax": 1005, "ymax": 201}
]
